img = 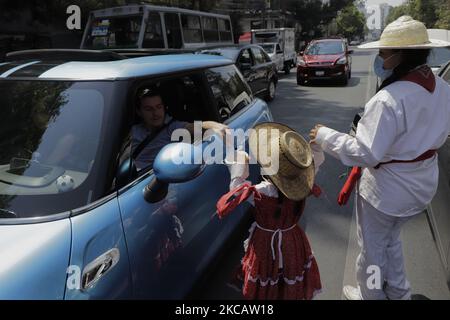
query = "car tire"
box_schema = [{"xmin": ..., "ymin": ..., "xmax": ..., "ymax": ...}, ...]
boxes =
[
  {"xmin": 348, "ymin": 69, "xmax": 352, "ymax": 79},
  {"xmin": 265, "ymin": 79, "xmax": 276, "ymax": 101},
  {"xmin": 284, "ymin": 63, "xmax": 291, "ymax": 75},
  {"xmin": 341, "ymin": 75, "xmax": 349, "ymax": 86},
  {"xmin": 297, "ymin": 77, "xmax": 305, "ymax": 86}
]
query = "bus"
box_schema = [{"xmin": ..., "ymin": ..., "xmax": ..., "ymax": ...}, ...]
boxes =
[{"xmin": 80, "ymin": 5, "xmax": 234, "ymax": 53}]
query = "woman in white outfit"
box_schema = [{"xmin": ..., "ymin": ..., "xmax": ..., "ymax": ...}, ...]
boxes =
[{"xmin": 309, "ymin": 16, "xmax": 450, "ymax": 300}]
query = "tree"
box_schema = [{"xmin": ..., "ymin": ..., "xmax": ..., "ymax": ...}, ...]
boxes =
[
  {"xmin": 336, "ymin": 2, "xmax": 366, "ymax": 40},
  {"xmin": 386, "ymin": 0, "xmax": 450, "ymax": 29}
]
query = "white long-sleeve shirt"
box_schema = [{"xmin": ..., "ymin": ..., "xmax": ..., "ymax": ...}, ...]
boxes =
[{"xmin": 316, "ymin": 76, "xmax": 450, "ymax": 217}]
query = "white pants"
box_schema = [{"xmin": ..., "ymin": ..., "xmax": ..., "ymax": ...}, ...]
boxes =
[{"xmin": 355, "ymin": 194, "xmax": 413, "ymax": 300}]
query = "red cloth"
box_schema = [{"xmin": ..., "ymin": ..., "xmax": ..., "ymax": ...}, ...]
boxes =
[
  {"xmin": 216, "ymin": 183, "xmax": 261, "ymax": 219},
  {"xmin": 217, "ymin": 183, "xmax": 322, "ymax": 300},
  {"xmin": 337, "ymin": 167, "xmax": 361, "ymax": 206}
]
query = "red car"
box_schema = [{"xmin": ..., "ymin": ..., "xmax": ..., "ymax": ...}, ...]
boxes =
[{"xmin": 297, "ymin": 38, "xmax": 353, "ymax": 85}]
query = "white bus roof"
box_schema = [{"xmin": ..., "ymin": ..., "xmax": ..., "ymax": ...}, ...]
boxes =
[
  {"xmin": 251, "ymin": 28, "xmax": 295, "ymax": 32},
  {"xmin": 90, "ymin": 4, "xmax": 231, "ymax": 20}
]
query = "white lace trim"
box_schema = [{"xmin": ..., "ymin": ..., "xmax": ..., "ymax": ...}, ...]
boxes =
[{"xmin": 244, "ymin": 255, "xmax": 316, "ymax": 287}]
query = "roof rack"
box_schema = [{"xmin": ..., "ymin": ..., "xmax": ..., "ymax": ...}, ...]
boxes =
[{"xmin": 5, "ymin": 49, "xmax": 126, "ymax": 62}]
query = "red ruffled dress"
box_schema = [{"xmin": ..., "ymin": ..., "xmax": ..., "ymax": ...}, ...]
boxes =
[{"xmin": 217, "ymin": 178, "xmax": 322, "ymax": 300}]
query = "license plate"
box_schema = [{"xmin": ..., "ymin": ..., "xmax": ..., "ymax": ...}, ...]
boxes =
[{"xmin": 315, "ymin": 71, "xmax": 325, "ymax": 76}]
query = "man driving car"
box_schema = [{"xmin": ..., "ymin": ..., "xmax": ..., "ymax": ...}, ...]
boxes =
[{"xmin": 132, "ymin": 88, "xmax": 227, "ymax": 171}]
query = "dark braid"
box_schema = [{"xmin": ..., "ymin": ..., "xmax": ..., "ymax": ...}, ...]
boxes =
[{"xmin": 378, "ymin": 49, "xmax": 431, "ymax": 92}]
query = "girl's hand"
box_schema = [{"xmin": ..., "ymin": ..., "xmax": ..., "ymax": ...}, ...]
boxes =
[{"xmin": 309, "ymin": 124, "xmax": 324, "ymax": 143}]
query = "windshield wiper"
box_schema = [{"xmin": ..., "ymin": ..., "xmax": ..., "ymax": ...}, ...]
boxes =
[{"xmin": 0, "ymin": 209, "xmax": 17, "ymax": 218}]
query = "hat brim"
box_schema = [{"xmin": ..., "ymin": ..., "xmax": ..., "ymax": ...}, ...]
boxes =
[
  {"xmin": 358, "ymin": 38, "xmax": 450, "ymax": 49},
  {"xmin": 249, "ymin": 122, "xmax": 315, "ymax": 201}
]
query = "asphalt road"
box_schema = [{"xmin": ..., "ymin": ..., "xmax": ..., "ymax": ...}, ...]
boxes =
[{"xmin": 194, "ymin": 48, "xmax": 450, "ymax": 300}]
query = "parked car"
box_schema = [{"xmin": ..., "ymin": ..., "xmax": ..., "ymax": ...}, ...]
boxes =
[
  {"xmin": 427, "ymin": 59, "xmax": 450, "ymax": 287},
  {"xmin": 200, "ymin": 44, "xmax": 278, "ymax": 101},
  {"xmin": 297, "ymin": 38, "xmax": 353, "ymax": 86},
  {"xmin": 0, "ymin": 50, "xmax": 273, "ymax": 299}
]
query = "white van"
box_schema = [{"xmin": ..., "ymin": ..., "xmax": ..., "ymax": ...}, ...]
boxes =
[{"xmin": 251, "ymin": 28, "xmax": 297, "ymax": 74}]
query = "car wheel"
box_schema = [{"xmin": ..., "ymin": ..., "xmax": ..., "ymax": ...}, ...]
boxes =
[
  {"xmin": 297, "ymin": 77, "xmax": 305, "ymax": 86},
  {"xmin": 341, "ymin": 74, "xmax": 349, "ymax": 86},
  {"xmin": 265, "ymin": 79, "xmax": 276, "ymax": 101},
  {"xmin": 348, "ymin": 69, "xmax": 352, "ymax": 79}
]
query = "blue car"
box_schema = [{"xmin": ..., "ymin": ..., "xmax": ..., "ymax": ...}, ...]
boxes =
[{"xmin": 0, "ymin": 50, "xmax": 273, "ymax": 299}]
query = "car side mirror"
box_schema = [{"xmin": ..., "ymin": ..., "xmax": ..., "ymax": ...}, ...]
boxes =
[
  {"xmin": 143, "ymin": 142, "xmax": 206, "ymax": 203},
  {"xmin": 347, "ymin": 50, "xmax": 354, "ymax": 54},
  {"xmin": 240, "ymin": 63, "xmax": 252, "ymax": 71}
]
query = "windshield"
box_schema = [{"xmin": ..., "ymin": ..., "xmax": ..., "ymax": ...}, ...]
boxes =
[
  {"xmin": 83, "ymin": 15, "xmax": 143, "ymax": 49},
  {"xmin": 0, "ymin": 81, "xmax": 125, "ymax": 219},
  {"xmin": 428, "ymin": 47, "xmax": 450, "ymax": 68},
  {"xmin": 260, "ymin": 44, "xmax": 275, "ymax": 54},
  {"xmin": 306, "ymin": 41, "xmax": 345, "ymax": 55}
]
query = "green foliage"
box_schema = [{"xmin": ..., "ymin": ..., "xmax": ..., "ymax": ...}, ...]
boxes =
[
  {"xmin": 336, "ymin": 2, "xmax": 366, "ymax": 39},
  {"xmin": 386, "ymin": 0, "xmax": 450, "ymax": 29}
]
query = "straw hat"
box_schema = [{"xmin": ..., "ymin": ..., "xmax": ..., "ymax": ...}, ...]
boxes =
[
  {"xmin": 249, "ymin": 122, "xmax": 315, "ymax": 201},
  {"xmin": 359, "ymin": 16, "xmax": 450, "ymax": 49}
]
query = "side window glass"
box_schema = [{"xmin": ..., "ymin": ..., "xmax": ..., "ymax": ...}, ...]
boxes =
[
  {"xmin": 202, "ymin": 17, "xmax": 219, "ymax": 43},
  {"xmin": 238, "ymin": 49, "xmax": 253, "ymax": 66},
  {"xmin": 262, "ymin": 49, "xmax": 272, "ymax": 63},
  {"xmin": 443, "ymin": 66, "xmax": 450, "ymax": 84},
  {"xmin": 218, "ymin": 19, "xmax": 232, "ymax": 42},
  {"xmin": 206, "ymin": 66, "xmax": 253, "ymax": 122},
  {"xmin": 181, "ymin": 15, "xmax": 202, "ymax": 43},
  {"xmin": 165, "ymin": 13, "xmax": 182, "ymax": 49},
  {"xmin": 251, "ymin": 47, "xmax": 265, "ymax": 65},
  {"xmin": 143, "ymin": 12, "xmax": 164, "ymax": 48}
]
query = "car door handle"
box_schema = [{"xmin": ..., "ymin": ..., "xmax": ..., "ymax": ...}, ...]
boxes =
[{"xmin": 81, "ymin": 248, "xmax": 120, "ymax": 290}]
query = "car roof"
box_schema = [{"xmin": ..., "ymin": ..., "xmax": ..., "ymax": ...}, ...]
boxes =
[
  {"xmin": 312, "ymin": 38, "xmax": 345, "ymax": 43},
  {"xmin": 0, "ymin": 53, "xmax": 233, "ymax": 81},
  {"xmin": 201, "ymin": 44, "xmax": 264, "ymax": 60}
]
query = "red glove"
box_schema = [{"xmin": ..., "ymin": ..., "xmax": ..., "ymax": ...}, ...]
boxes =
[{"xmin": 337, "ymin": 167, "xmax": 362, "ymax": 206}]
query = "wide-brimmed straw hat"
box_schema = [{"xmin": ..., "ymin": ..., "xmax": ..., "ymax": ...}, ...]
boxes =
[
  {"xmin": 359, "ymin": 16, "xmax": 450, "ymax": 49},
  {"xmin": 249, "ymin": 122, "xmax": 315, "ymax": 201}
]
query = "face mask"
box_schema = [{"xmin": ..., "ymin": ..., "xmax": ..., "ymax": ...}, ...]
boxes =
[{"xmin": 373, "ymin": 55, "xmax": 393, "ymax": 82}]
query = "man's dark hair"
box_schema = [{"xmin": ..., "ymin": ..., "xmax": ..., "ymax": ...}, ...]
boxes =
[
  {"xmin": 378, "ymin": 49, "xmax": 431, "ymax": 91},
  {"xmin": 137, "ymin": 88, "xmax": 164, "ymax": 108}
]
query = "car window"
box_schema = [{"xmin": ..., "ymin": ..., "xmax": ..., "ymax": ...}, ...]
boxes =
[
  {"xmin": 181, "ymin": 15, "xmax": 202, "ymax": 43},
  {"xmin": 276, "ymin": 44, "xmax": 281, "ymax": 52},
  {"xmin": 202, "ymin": 17, "xmax": 219, "ymax": 43},
  {"xmin": 125, "ymin": 74, "xmax": 209, "ymax": 174},
  {"xmin": 251, "ymin": 47, "xmax": 266, "ymax": 65},
  {"xmin": 0, "ymin": 80, "xmax": 125, "ymax": 218},
  {"xmin": 262, "ymin": 49, "xmax": 272, "ymax": 63},
  {"xmin": 306, "ymin": 41, "xmax": 345, "ymax": 55},
  {"xmin": 143, "ymin": 12, "xmax": 164, "ymax": 48},
  {"xmin": 238, "ymin": 49, "xmax": 253, "ymax": 66},
  {"xmin": 205, "ymin": 65, "xmax": 253, "ymax": 122},
  {"xmin": 428, "ymin": 47, "xmax": 450, "ymax": 68},
  {"xmin": 440, "ymin": 63, "xmax": 450, "ymax": 83},
  {"xmin": 84, "ymin": 15, "xmax": 143, "ymax": 49}
]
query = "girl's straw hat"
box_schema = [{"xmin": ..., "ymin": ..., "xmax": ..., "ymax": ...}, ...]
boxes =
[
  {"xmin": 249, "ymin": 122, "xmax": 315, "ymax": 201},
  {"xmin": 359, "ymin": 16, "xmax": 450, "ymax": 49}
]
